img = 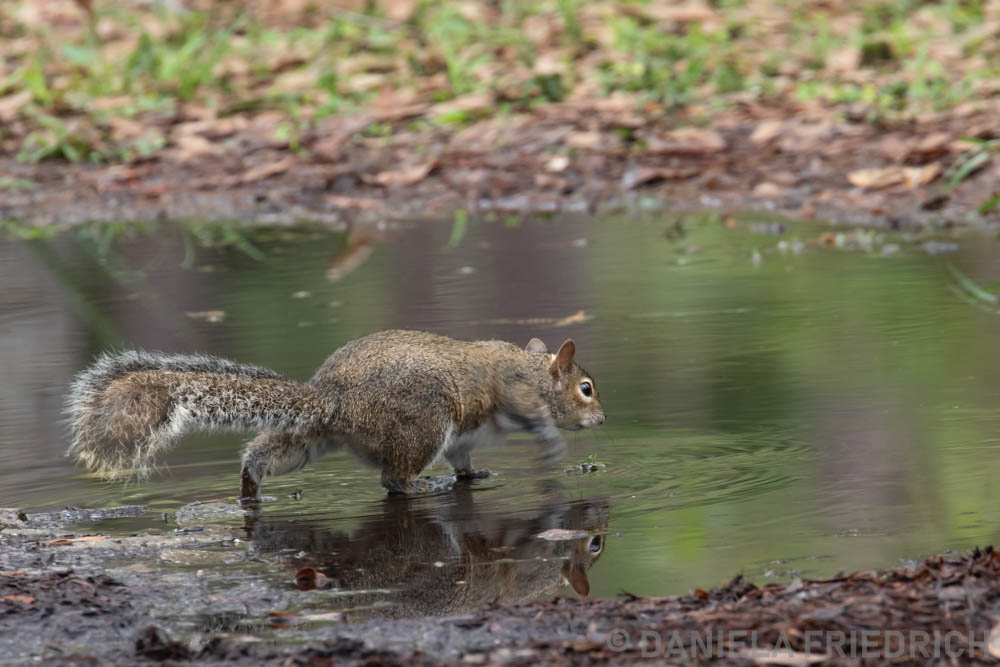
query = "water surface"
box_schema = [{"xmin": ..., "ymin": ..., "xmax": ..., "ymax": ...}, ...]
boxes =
[{"xmin": 1, "ymin": 213, "xmax": 998, "ymax": 601}]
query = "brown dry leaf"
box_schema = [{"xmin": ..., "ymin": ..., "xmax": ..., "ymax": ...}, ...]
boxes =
[
  {"xmin": 89, "ymin": 96, "xmax": 134, "ymax": 112},
  {"xmin": 429, "ymin": 93, "xmax": 492, "ymax": 117},
  {"xmin": 295, "ymin": 566, "xmax": 330, "ymax": 591},
  {"xmin": 565, "ymin": 131, "xmax": 604, "ymax": 150},
  {"xmin": 911, "ymin": 132, "xmax": 952, "ymax": 158},
  {"xmin": 46, "ymin": 535, "xmax": 108, "ymax": 546},
  {"xmin": 622, "ymin": 166, "xmax": 698, "ymax": 189},
  {"xmin": 902, "ymin": 162, "xmax": 941, "ymax": 188},
  {"xmin": 749, "ymin": 120, "xmax": 785, "ymax": 145},
  {"xmin": 827, "ymin": 46, "xmax": 860, "ymax": 73},
  {"xmin": 847, "ymin": 166, "xmax": 904, "ymax": 189},
  {"xmin": 752, "ymin": 182, "xmax": 786, "ymax": 198},
  {"xmin": 989, "ymin": 620, "xmax": 1000, "ymax": 658},
  {"xmin": 553, "ymin": 310, "xmax": 587, "ymax": 327},
  {"xmin": 312, "ymin": 115, "xmax": 372, "ymax": 161},
  {"xmin": 328, "ymin": 231, "xmax": 375, "ymax": 282},
  {"xmin": 175, "ymin": 134, "xmax": 226, "ymax": 160},
  {"xmin": 736, "ymin": 648, "xmax": 828, "ymax": 665},
  {"xmin": 636, "ymin": 2, "xmax": 719, "ymax": 25},
  {"xmin": 0, "ymin": 91, "xmax": 32, "ymax": 123},
  {"xmin": 363, "ymin": 160, "xmax": 436, "ymax": 187},
  {"xmin": 107, "ymin": 116, "xmax": 146, "ymax": 141},
  {"xmin": 241, "ymin": 156, "xmax": 296, "ymax": 183},
  {"xmin": 545, "ymin": 155, "xmax": 570, "ymax": 172},
  {"xmin": 372, "ymin": 103, "xmax": 430, "ymax": 123},
  {"xmin": 173, "ymin": 117, "xmax": 250, "ymax": 139},
  {"xmin": 648, "ymin": 128, "xmax": 725, "ymax": 155},
  {"xmin": 326, "ymin": 194, "xmax": 387, "ymax": 212},
  {"xmin": 381, "ymin": 0, "xmax": 416, "ymax": 22},
  {"xmin": 0, "ymin": 594, "xmax": 35, "ymax": 604}
]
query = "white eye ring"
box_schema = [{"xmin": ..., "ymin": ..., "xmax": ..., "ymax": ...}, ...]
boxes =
[{"xmin": 578, "ymin": 379, "xmax": 594, "ymax": 400}]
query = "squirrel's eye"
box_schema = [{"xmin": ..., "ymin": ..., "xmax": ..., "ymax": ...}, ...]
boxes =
[
  {"xmin": 589, "ymin": 536, "xmax": 602, "ymax": 553},
  {"xmin": 579, "ymin": 381, "xmax": 593, "ymax": 398}
]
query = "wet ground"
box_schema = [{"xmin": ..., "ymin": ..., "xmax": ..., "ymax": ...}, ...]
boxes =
[
  {"xmin": 2, "ymin": 102, "xmax": 999, "ymax": 231},
  {"xmin": 2, "ymin": 508, "xmax": 999, "ymax": 664},
  {"xmin": 2, "ymin": 213, "xmax": 1000, "ymax": 661}
]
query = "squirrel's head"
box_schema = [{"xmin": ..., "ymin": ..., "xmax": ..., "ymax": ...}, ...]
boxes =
[{"xmin": 526, "ymin": 337, "xmax": 605, "ymax": 431}]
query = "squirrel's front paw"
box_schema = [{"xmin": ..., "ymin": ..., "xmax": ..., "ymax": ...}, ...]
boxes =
[
  {"xmin": 455, "ymin": 468, "xmax": 492, "ymax": 481},
  {"xmin": 538, "ymin": 435, "xmax": 567, "ymax": 467}
]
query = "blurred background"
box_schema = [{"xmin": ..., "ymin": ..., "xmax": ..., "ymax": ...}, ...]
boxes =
[{"xmin": 1, "ymin": 0, "xmax": 998, "ymax": 161}]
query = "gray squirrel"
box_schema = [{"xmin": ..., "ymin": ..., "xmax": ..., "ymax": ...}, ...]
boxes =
[{"xmin": 66, "ymin": 330, "xmax": 605, "ymax": 500}]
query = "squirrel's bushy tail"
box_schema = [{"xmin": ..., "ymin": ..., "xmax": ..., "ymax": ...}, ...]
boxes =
[{"xmin": 66, "ymin": 350, "xmax": 335, "ymax": 480}]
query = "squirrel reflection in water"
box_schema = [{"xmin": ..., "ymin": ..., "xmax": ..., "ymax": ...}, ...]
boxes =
[{"xmin": 245, "ymin": 486, "xmax": 609, "ymax": 620}]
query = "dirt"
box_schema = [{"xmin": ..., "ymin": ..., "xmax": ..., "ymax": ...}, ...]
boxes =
[
  {"xmin": 2, "ymin": 506, "xmax": 999, "ymax": 665},
  {"xmin": 2, "ymin": 100, "xmax": 999, "ymax": 232}
]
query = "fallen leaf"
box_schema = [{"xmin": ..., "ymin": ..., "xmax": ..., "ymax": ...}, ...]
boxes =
[
  {"xmin": 0, "ymin": 595, "xmax": 35, "ymax": 604},
  {"xmin": 902, "ymin": 162, "xmax": 941, "ymax": 188},
  {"xmin": 827, "ymin": 46, "xmax": 860, "ymax": 73},
  {"xmin": 989, "ymin": 620, "xmax": 1000, "ymax": 658},
  {"xmin": 381, "ymin": 0, "xmax": 416, "ymax": 22},
  {"xmin": 312, "ymin": 115, "xmax": 374, "ymax": 162},
  {"xmin": 430, "ymin": 93, "xmax": 492, "ymax": 117},
  {"xmin": 107, "ymin": 116, "xmax": 147, "ymax": 141},
  {"xmin": 536, "ymin": 528, "xmax": 590, "ymax": 541},
  {"xmin": 749, "ymin": 120, "xmax": 785, "ymax": 145},
  {"xmin": 545, "ymin": 155, "xmax": 570, "ymax": 172},
  {"xmin": 363, "ymin": 160, "xmax": 436, "ymax": 187},
  {"xmin": 565, "ymin": 131, "xmax": 604, "ymax": 149},
  {"xmin": 622, "ymin": 166, "xmax": 698, "ymax": 189},
  {"xmin": 241, "ymin": 156, "xmax": 296, "ymax": 183},
  {"xmin": 325, "ymin": 194, "xmax": 387, "ymax": 211},
  {"xmin": 911, "ymin": 132, "xmax": 952, "ymax": 159},
  {"xmin": 735, "ymin": 647, "xmax": 829, "ymax": 665},
  {"xmin": 631, "ymin": 2, "xmax": 719, "ymax": 25},
  {"xmin": 847, "ymin": 166, "xmax": 904, "ymax": 189},
  {"xmin": 295, "ymin": 567, "xmax": 330, "ymax": 591},
  {"xmin": 553, "ymin": 310, "xmax": 587, "ymax": 327},
  {"xmin": 752, "ymin": 182, "xmax": 786, "ymax": 198},
  {"xmin": 647, "ymin": 128, "xmax": 725, "ymax": 155},
  {"xmin": 45, "ymin": 535, "xmax": 108, "ymax": 546},
  {"xmin": 173, "ymin": 117, "xmax": 250, "ymax": 139},
  {"xmin": 0, "ymin": 91, "xmax": 32, "ymax": 123},
  {"xmin": 174, "ymin": 134, "xmax": 226, "ymax": 160}
]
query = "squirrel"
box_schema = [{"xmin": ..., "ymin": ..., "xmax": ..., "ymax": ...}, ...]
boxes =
[
  {"xmin": 246, "ymin": 490, "xmax": 610, "ymax": 618},
  {"xmin": 66, "ymin": 330, "xmax": 605, "ymax": 501}
]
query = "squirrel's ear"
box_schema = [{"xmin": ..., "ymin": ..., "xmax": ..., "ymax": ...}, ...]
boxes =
[
  {"xmin": 561, "ymin": 561, "xmax": 590, "ymax": 597},
  {"xmin": 525, "ymin": 338, "xmax": 548, "ymax": 354},
  {"xmin": 550, "ymin": 339, "xmax": 576, "ymax": 377}
]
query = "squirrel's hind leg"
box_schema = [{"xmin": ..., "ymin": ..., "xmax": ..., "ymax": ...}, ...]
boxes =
[{"xmin": 240, "ymin": 431, "xmax": 338, "ymax": 500}]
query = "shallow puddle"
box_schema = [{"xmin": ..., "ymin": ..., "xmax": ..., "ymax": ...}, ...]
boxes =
[{"xmin": 1, "ymin": 213, "xmax": 999, "ymax": 607}]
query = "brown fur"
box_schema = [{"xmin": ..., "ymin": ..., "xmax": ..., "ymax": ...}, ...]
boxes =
[{"xmin": 66, "ymin": 331, "xmax": 605, "ymax": 500}]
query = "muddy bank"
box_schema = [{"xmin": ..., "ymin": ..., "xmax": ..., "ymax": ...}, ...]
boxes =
[
  {"xmin": 2, "ymin": 506, "xmax": 999, "ymax": 665},
  {"xmin": 2, "ymin": 101, "xmax": 999, "ymax": 231}
]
